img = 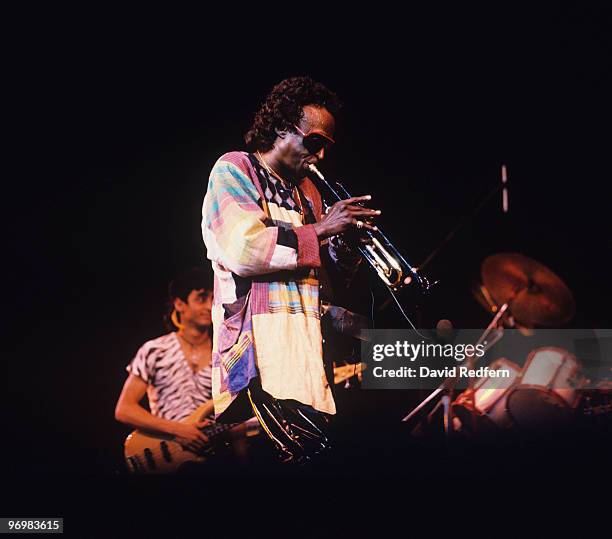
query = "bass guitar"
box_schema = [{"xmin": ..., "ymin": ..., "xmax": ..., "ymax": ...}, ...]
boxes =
[{"xmin": 124, "ymin": 402, "xmax": 259, "ymax": 474}]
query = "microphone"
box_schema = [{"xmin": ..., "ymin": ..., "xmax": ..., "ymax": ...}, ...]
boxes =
[
  {"xmin": 502, "ymin": 164, "xmax": 508, "ymax": 213},
  {"xmin": 435, "ymin": 319, "xmax": 454, "ymax": 343}
]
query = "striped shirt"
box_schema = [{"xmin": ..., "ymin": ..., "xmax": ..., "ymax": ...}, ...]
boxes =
[{"xmin": 126, "ymin": 332, "xmax": 213, "ymax": 422}]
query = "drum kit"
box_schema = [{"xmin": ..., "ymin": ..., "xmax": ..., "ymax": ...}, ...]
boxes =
[{"xmin": 406, "ymin": 252, "xmax": 610, "ymax": 437}]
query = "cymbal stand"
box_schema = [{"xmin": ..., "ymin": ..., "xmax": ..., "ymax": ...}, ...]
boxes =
[{"xmin": 402, "ymin": 303, "xmax": 510, "ymax": 440}]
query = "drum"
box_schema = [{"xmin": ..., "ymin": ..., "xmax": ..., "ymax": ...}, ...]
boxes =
[
  {"xmin": 452, "ymin": 358, "xmax": 521, "ymax": 433},
  {"xmin": 506, "ymin": 347, "xmax": 584, "ymax": 430},
  {"xmin": 580, "ymin": 379, "xmax": 612, "ymax": 425}
]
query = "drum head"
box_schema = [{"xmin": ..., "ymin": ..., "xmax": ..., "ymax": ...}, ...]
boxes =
[
  {"xmin": 452, "ymin": 358, "xmax": 520, "ymax": 434},
  {"xmin": 506, "ymin": 387, "xmax": 574, "ymax": 431}
]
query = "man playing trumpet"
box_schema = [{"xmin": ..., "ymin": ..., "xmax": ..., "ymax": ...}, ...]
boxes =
[{"xmin": 201, "ymin": 76, "xmax": 379, "ymax": 463}]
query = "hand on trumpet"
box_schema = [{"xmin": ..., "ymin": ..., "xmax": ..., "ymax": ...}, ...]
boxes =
[{"xmin": 313, "ymin": 196, "xmax": 381, "ymax": 240}]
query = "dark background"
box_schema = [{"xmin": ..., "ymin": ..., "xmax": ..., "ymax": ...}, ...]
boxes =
[{"xmin": 3, "ymin": 5, "xmax": 611, "ymax": 533}]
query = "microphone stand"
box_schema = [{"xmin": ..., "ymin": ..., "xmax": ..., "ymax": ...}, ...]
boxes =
[
  {"xmin": 402, "ymin": 303, "xmax": 509, "ymax": 440},
  {"xmin": 378, "ymin": 179, "xmax": 504, "ymax": 314},
  {"xmin": 419, "ymin": 164, "xmax": 509, "ymax": 272}
]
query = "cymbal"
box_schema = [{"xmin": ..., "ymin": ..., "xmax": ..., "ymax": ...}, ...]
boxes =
[{"xmin": 481, "ymin": 253, "xmax": 575, "ymax": 327}]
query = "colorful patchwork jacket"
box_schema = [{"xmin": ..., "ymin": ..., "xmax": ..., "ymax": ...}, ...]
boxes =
[{"xmin": 202, "ymin": 151, "xmax": 358, "ymax": 420}]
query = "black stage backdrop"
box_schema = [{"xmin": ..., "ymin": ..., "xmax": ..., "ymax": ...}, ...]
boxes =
[{"xmin": 3, "ymin": 5, "xmax": 611, "ymax": 535}]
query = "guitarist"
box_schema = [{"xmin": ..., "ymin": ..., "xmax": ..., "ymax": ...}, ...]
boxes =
[{"xmin": 115, "ymin": 267, "xmax": 215, "ymax": 455}]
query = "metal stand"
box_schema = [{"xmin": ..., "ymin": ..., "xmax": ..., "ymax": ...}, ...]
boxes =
[{"xmin": 402, "ymin": 303, "xmax": 510, "ymax": 439}]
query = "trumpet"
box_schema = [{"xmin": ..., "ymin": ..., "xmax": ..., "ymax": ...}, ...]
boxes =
[{"xmin": 307, "ymin": 164, "xmax": 433, "ymax": 294}]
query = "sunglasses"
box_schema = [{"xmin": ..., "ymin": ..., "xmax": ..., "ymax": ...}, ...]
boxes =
[{"xmin": 293, "ymin": 124, "xmax": 335, "ymax": 155}]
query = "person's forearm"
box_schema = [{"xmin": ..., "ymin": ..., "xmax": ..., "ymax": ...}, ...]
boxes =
[{"xmin": 115, "ymin": 403, "xmax": 179, "ymax": 436}]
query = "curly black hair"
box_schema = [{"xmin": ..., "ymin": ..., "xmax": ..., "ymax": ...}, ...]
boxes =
[
  {"xmin": 244, "ymin": 76, "xmax": 343, "ymax": 152},
  {"xmin": 163, "ymin": 266, "xmax": 213, "ymax": 331}
]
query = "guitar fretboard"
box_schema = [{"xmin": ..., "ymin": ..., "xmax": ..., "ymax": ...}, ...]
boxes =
[{"xmin": 201, "ymin": 422, "xmax": 241, "ymax": 438}]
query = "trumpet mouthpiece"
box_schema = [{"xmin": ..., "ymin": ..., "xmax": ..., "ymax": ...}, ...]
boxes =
[{"xmin": 307, "ymin": 163, "xmax": 324, "ymax": 179}]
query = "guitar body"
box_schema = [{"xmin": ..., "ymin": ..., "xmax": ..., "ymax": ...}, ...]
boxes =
[
  {"xmin": 333, "ymin": 362, "xmax": 366, "ymax": 385},
  {"xmin": 124, "ymin": 401, "xmax": 258, "ymax": 474},
  {"xmin": 124, "ymin": 429, "xmax": 208, "ymax": 474}
]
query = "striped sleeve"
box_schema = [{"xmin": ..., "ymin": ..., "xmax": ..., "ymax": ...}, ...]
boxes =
[
  {"xmin": 126, "ymin": 344, "xmax": 153, "ymax": 384},
  {"xmin": 202, "ymin": 153, "xmax": 321, "ymax": 277}
]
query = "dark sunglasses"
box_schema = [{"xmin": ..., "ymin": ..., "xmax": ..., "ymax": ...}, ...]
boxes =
[{"xmin": 293, "ymin": 124, "xmax": 335, "ymax": 154}]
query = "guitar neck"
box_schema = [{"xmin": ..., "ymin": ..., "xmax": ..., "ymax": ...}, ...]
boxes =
[{"xmin": 201, "ymin": 422, "xmax": 241, "ymax": 438}]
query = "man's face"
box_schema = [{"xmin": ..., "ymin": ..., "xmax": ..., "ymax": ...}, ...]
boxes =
[
  {"xmin": 175, "ymin": 288, "xmax": 212, "ymax": 328},
  {"xmin": 280, "ymin": 105, "xmax": 335, "ymax": 177}
]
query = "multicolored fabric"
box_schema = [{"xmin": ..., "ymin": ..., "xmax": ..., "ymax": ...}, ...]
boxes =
[{"xmin": 202, "ymin": 151, "xmax": 357, "ymax": 420}]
